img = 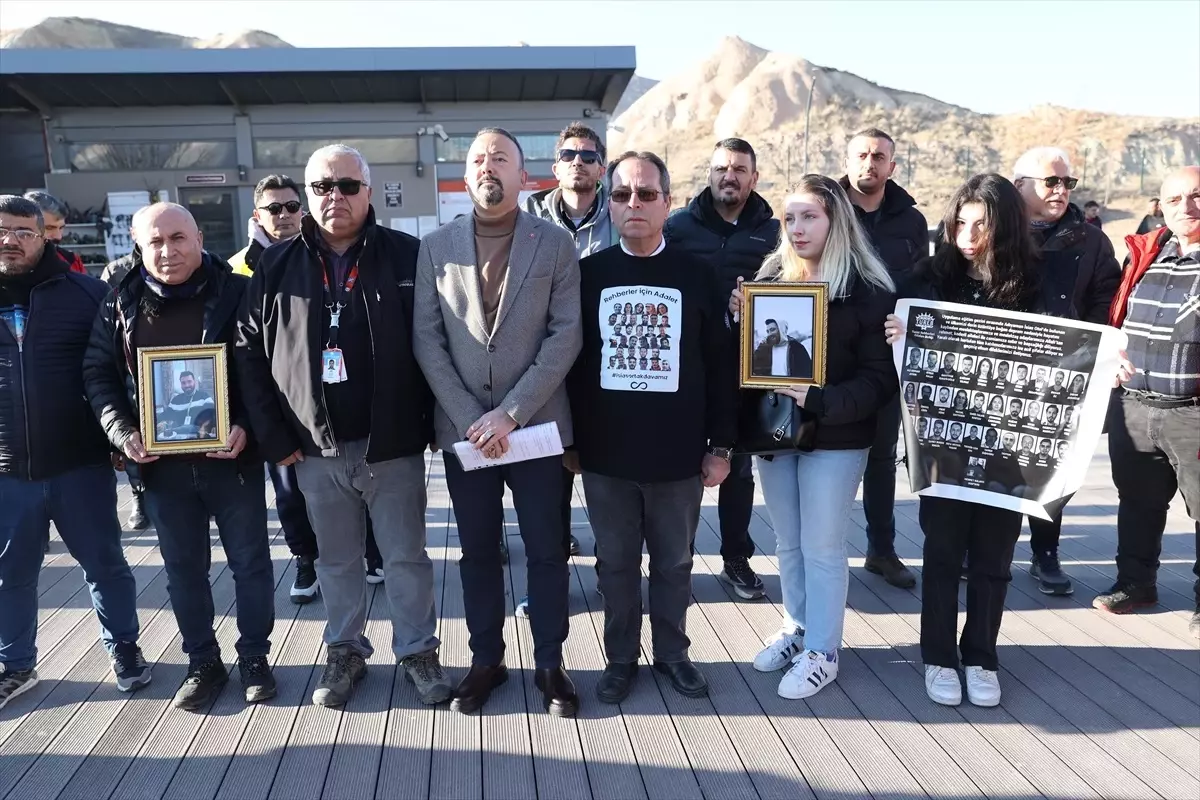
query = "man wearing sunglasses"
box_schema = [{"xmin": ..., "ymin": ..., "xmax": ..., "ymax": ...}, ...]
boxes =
[
  {"xmin": 236, "ymin": 144, "xmax": 449, "ymax": 709},
  {"xmin": 525, "ymin": 122, "xmax": 617, "ymax": 260},
  {"xmin": 230, "ymin": 174, "xmax": 305, "ymax": 277},
  {"xmin": 1012, "ymin": 146, "xmax": 1121, "ymax": 597},
  {"xmin": 414, "ymin": 127, "xmax": 582, "ymax": 718}
]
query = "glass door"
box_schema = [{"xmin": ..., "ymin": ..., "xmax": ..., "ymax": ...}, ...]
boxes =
[{"xmin": 178, "ymin": 188, "xmax": 237, "ymax": 260}]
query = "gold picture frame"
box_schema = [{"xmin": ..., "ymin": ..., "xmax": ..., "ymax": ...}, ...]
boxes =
[
  {"xmin": 739, "ymin": 282, "xmax": 828, "ymax": 389},
  {"xmin": 137, "ymin": 343, "xmax": 232, "ymax": 455}
]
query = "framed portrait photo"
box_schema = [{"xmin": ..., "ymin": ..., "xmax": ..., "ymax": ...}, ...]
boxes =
[
  {"xmin": 739, "ymin": 282, "xmax": 828, "ymax": 389},
  {"xmin": 137, "ymin": 343, "xmax": 232, "ymax": 455}
]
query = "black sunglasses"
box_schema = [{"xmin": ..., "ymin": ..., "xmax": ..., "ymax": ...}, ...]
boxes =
[
  {"xmin": 610, "ymin": 187, "xmax": 662, "ymax": 204},
  {"xmin": 557, "ymin": 148, "xmax": 602, "ymax": 165},
  {"xmin": 258, "ymin": 200, "xmax": 302, "ymax": 215},
  {"xmin": 1027, "ymin": 175, "xmax": 1079, "ymax": 190},
  {"xmin": 309, "ymin": 179, "xmax": 366, "ymax": 196}
]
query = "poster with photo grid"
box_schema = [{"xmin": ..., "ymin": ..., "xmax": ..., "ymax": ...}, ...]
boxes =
[{"xmin": 893, "ymin": 299, "xmax": 1127, "ymax": 519}]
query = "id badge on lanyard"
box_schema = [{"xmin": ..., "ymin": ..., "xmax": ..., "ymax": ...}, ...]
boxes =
[{"xmin": 320, "ymin": 256, "xmax": 360, "ymax": 384}]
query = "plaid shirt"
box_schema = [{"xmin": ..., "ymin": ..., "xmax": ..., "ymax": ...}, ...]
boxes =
[{"xmin": 1121, "ymin": 237, "xmax": 1200, "ymax": 398}]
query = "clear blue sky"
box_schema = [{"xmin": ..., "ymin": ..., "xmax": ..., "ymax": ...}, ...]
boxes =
[{"xmin": 2, "ymin": 0, "xmax": 1197, "ymax": 118}]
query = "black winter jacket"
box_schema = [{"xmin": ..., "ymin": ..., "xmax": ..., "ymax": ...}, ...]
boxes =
[
  {"xmin": 235, "ymin": 209, "xmax": 434, "ymax": 465},
  {"xmin": 0, "ymin": 244, "xmax": 112, "ymax": 480},
  {"xmin": 838, "ymin": 177, "xmax": 929, "ymax": 276},
  {"xmin": 1031, "ymin": 203, "xmax": 1121, "ymax": 324},
  {"xmin": 82, "ymin": 252, "xmax": 256, "ymax": 483},
  {"xmin": 665, "ymin": 188, "xmax": 780, "ymax": 298}
]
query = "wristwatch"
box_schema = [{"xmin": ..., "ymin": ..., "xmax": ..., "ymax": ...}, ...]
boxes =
[{"xmin": 707, "ymin": 446, "xmax": 733, "ymax": 461}]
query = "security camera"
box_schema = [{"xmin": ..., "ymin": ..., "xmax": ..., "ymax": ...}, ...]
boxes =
[{"xmin": 431, "ymin": 124, "xmax": 449, "ymax": 143}]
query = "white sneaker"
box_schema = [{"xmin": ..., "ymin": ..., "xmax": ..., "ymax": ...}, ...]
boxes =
[
  {"xmin": 925, "ymin": 665, "xmax": 962, "ymax": 706},
  {"xmin": 965, "ymin": 666, "xmax": 1001, "ymax": 707},
  {"xmin": 777, "ymin": 650, "xmax": 838, "ymax": 699},
  {"xmin": 752, "ymin": 629, "xmax": 804, "ymax": 672}
]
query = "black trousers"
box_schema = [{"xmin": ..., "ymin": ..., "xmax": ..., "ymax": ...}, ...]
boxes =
[
  {"xmin": 920, "ymin": 496, "xmax": 1022, "ymax": 671},
  {"xmin": 716, "ymin": 454, "xmax": 756, "ymax": 560},
  {"xmin": 1109, "ymin": 393, "xmax": 1200, "ymax": 602},
  {"xmin": 444, "ymin": 453, "xmax": 569, "ymax": 669},
  {"xmin": 862, "ymin": 394, "xmax": 902, "ymax": 557},
  {"xmin": 1027, "ymin": 492, "xmax": 1076, "ymax": 556}
]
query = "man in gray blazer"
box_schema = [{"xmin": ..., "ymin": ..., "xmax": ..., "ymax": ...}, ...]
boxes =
[{"xmin": 414, "ymin": 127, "xmax": 583, "ymax": 718}]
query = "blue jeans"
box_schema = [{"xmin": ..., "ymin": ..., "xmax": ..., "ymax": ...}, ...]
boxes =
[
  {"xmin": 0, "ymin": 464, "xmax": 139, "ymax": 672},
  {"xmin": 141, "ymin": 459, "xmax": 274, "ymax": 663},
  {"xmin": 756, "ymin": 448, "xmax": 869, "ymax": 654}
]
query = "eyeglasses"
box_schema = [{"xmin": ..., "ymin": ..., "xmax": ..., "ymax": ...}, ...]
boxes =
[
  {"xmin": 557, "ymin": 148, "xmax": 602, "ymax": 165},
  {"xmin": 610, "ymin": 188, "xmax": 662, "ymax": 204},
  {"xmin": 308, "ymin": 179, "xmax": 367, "ymax": 196},
  {"xmin": 258, "ymin": 200, "xmax": 302, "ymax": 215},
  {"xmin": 1025, "ymin": 175, "xmax": 1079, "ymax": 191},
  {"xmin": 0, "ymin": 227, "xmax": 42, "ymax": 243}
]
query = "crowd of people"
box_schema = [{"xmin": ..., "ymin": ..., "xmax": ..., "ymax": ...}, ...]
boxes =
[{"xmin": 1, "ymin": 121, "xmax": 1197, "ymax": 720}]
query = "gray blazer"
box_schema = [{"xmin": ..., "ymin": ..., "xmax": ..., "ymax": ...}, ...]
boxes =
[{"xmin": 413, "ymin": 210, "xmax": 582, "ymax": 450}]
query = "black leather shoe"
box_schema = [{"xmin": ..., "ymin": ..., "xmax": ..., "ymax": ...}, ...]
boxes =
[
  {"xmin": 596, "ymin": 662, "xmax": 638, "ymax": 704},
  {"xmin": 451, "ymin": 664, "xmax": 508, "ymax": 714},
  {"xmin": 534, "ymin": 666, "xmax": 579, "ymax": 717},
  {"xmin": 653, "ymin": 660, "xmax": 708, "ymax": 698}
]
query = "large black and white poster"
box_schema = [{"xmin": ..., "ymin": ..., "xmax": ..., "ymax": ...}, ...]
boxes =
[{"xmin": 893, "ymin": 300, "xmax": 1127, "ymax": 519}]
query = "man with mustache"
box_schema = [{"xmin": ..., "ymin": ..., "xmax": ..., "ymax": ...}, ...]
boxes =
[
  {"xmin": 1100, "ymin": 165, "xmax": 1200, "ymax": 638},
  {"xmin": 664, "ymin": 138, "xmax": 779, "ymax": 601},
  {"xmin": 839, "ymin": 129, "xmax": 926, "ymax": 590},
  {"xmin": 22, "ymin": 191, "xmax": 88, "ymax": 274},
  {"xmin": 0, "ymin": 195, "xmax": 149, "ymax": 711},
  {"xmin": 414, "ymin": 128, "xmax": 582, "ymax": 716}
]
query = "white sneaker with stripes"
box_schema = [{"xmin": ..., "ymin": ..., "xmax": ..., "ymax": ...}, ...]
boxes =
[
  {"xmin": 777, "ymin": 649, "xmax": 838, "ymax": 699},
  {"xmin": 752, "ymin": 630, "xmax": 804, "ymax": 673}
]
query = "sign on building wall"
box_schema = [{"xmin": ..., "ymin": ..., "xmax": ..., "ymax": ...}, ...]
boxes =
[
  {"xmin": 104, "ymin": 191, "xmax": 152, "ymax": 262},
  {"xmin": 185, "ymin": 174, "xmax": 227, "ymax": 185},
  {"xmin": 384, "ymin": 182, "xmax": 403, "ymax": 208},
  {"xmin": 435, "ymin": 177, "xmax": 558, "ymax": 224}
]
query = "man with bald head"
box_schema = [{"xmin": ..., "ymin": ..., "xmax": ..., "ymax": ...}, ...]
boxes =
[
  {"xmin": 414, "ymin": 127, "xmax": 582, "ymax": 717},
  {"xmin": 84, "ymin": 202, "xmax": 278, "ymax": 711},
  {"xmin": 1012, "ymin": 146, "xmax": 1121, "ymax": 596},
  {"xmin": 0, "ymin": 195, "xmax": 149, "ymax": 710},
  {"xmin": 236, "ymin": 144, "xmax": 448, "ymax": 709},
  {"xmin": 1100, "ymin": 165, "xmax": 1200, "ymax": 637}
]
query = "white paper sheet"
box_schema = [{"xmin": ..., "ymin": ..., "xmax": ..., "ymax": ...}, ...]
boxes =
[{"xmin": 452, "ymin": 422, "xmax": 564, "ymax": 471}]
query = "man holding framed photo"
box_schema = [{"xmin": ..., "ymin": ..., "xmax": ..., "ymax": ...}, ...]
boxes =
[{"xmin": 84, "ymin": 202, "xmax": 277, "ymax": 712}]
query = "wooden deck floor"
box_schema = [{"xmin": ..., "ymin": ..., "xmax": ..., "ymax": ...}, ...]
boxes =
[{"xmin": 4, "ymin": 437, "xmax": 1198, "ymax": 800}]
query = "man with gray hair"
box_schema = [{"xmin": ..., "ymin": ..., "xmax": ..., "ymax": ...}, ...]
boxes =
[
  {"xmin": 236, "ymin": 144, "xmax": 450, "ymax": 708},
  {"xmin": 1012, "ymin": 146, "xmax": 1120, "ymax": 596},
  {"xmin": 23, "ymin": 191, "xmax": 88, "ymax": 274}
]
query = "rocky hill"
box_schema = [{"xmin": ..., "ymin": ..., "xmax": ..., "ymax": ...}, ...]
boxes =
[
  {"xmin": 610, "ymin": 36, "xmax": 1199, "ymax": 229},
  {"xmin": 0, "ymin": 16, "xmax": 290, "ymax": 49}
]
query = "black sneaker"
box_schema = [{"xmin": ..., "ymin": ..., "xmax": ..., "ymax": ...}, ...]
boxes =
[
  {"xmin": 720, "ymin": 557, "xmax": 765, "ymax": 600},
  {"xmin": 1029, "ymin": 551, "xmax": 1073, "ymax": 596},
  {"xmin": 568, "ymin": 534, "xmax": 581, "ymax": 557},
  {"xmin": 1092, "ymin": 583, "xmax": 1158, "ymax": 614},
  {"xmin": 238, "ymin": 656, "xmax": 277, "ymax": 703},
  {"xmin": 173, "ymin": 658, "xmax": 228, "ymax": 711},
  {"xmin": 291, "ymin": 556, "xmax": 320, "ymax": 604},
  {"xmin": 0, "ymin": 668, "xmax": 39, "ymax": 711},
  {"xmin": 365, "ymin": 556, "xmax": 384, "ymax": 585},
  {"xmin": 110, "ymin": 641, "xmax": 152, "ymax": 692},
  {"xmin": 127, "ymin": 495, "xmax": 150, "ymax": 531},
  {"xmin": 864, "ymin": 553, "xmax": 917, "ymax": 589}
]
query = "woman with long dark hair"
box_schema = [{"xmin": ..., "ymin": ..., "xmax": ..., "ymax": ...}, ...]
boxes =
[
  {"xmin": 730, "ymin": 175, "xmax": 896, "ymax": 699},
  {"xmin": 885, "ymin": 173, "xmax": 1041, "ymax": 708}
]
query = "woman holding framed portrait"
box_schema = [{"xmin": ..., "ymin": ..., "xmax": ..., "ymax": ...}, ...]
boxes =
[{"xmin": 729, "ymin": 174, "xmax": 897, "ymax": 701}]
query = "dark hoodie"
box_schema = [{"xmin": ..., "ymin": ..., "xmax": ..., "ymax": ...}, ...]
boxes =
[
  {"xmin": 665, "ymin": 188, "xmax": 780, "ymax": 298},
  {"xmin": 838, "ymin": 177, "xmax": 929, "ymax": 278},
  {"xmin": 1031, "ymin": 202, "xmax": 1120, "ymax": 324}
]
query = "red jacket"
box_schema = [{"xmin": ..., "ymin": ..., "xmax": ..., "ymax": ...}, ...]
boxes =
[
  {"xmin": 64, "ymin": 249, "xmax": 88, "ymax": 275},
  {"xmin": 1109, "ymin": 227, "xmax": 1172, "ymax": 327}
]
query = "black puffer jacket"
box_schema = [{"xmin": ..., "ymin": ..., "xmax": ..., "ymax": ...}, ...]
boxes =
[
  {"xmin": 1031, "ymin": 203, "xmax": 1121, "ymax": 324},
  {"xmin": 0, "ymin": 244, "xmax": 112, "ymax": 480},
  {"xmin": 838, "ymin": 177, "xmax": 929, "ymax": 276},
  {"xmin": 235, "ymin": 209, "xmax": 433, "ymax": 465},
  {"xmin": 665, "ymin": 188, "xmax": 780, "ymax": 298},
  {"xmin": 82, "ymin": 252, "xmax": 256, "ymax": 482}
]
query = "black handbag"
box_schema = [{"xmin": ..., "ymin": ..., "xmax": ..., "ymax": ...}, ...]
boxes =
[{"xmin": 733, "ymin": 389, "xmax": 818, "ymax": 456}]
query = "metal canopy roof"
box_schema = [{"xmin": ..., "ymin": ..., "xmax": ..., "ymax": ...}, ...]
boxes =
[{"xmin": 0, "ymin": 46, "xmax": 636, "ymax": 112}]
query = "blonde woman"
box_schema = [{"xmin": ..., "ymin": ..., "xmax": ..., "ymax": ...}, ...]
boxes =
[{"xmin": 730, "ymin": 174, "xmax": 897, "ymax": 699}]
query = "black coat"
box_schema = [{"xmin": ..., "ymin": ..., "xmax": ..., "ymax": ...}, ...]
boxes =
[
  {"xmin": 82, "ymin": 252, "xmax": 256, "ymax": 483},
  {"xmin": 1031, "ymin": 203, "xmax": 1121, "ymax": 323},
  {"xmin": 839, "ymin": 177, "xmax": 929, "ymax": 276},
  {"xmin": 665, "ymin": 188, "xmax": 780, "ymax": 298},
  {"xmin": 235, "ymin": 209, "xmax": 433, "ymax": 465},
  {"xmin": 751, "ymin": 338, "xmax": 813, "ymax": 379},
  {"xmin": 0, "ymin": 244, "xmax": 112, "ymax": 480}
]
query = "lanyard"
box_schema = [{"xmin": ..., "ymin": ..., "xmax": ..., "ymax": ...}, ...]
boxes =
[{"xmin": 319, "ymin": 254, "xmax": 360, "ymax": 349}]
